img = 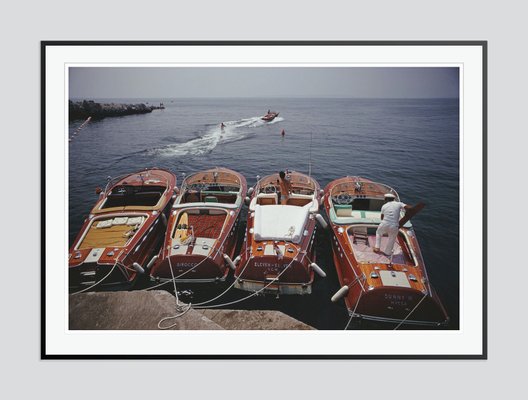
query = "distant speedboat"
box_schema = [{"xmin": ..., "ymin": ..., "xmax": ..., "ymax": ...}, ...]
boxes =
[
  {"xmin": 261, "ymin": 111, "xmax": 279, "ymax": 122},
  {"xmin": 150, "ymin": 167, "xmax": 247, "ymax": 283},
  {"xmin": 323, "ymin": 176, "xmax": 449, "ymax": 327},
  {"xmin": 69, "ymin": 168, "xmax": 177, "ymax": 289},
  {"xmin": 234, "ymin": 170, "xmax": 326, "ymax": 295}
]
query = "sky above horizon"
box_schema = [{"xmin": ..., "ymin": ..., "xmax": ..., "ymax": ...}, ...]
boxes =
[{"xmin": 69, "ymin": 67, "xmax": 459, "ymax": 99}]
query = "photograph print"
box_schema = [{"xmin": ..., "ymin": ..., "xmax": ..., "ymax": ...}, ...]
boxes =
[{"xmin": 43, "ymin": 42, "xmax": 485, "ymax": 358}]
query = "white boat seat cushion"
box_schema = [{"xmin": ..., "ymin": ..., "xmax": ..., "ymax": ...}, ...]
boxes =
[
  {"xmin": 127, "ymin": 216, "xmax": 144, "ymax": 225},
  {"xmin": 253, "ymin": 204, "xmax": 309, "ymax": 244},
  {"xmin": 112, "ymin": 217, "xmax": 128, "ymax": 225},
  {"xmin": 96, "ymin": 219, "xmax": 113, "ymax": 229}
]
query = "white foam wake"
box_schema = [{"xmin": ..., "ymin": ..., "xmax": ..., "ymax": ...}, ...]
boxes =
[{"xmin": 152, "ymin": 115, "xmax": 284, "ymax": 157}]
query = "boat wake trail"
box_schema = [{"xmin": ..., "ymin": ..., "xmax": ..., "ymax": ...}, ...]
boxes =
[{"xmin": 150, "ymin": 115, "xmax": 284, "ymax": 157}]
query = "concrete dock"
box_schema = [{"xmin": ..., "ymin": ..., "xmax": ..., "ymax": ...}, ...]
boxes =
[{"xmin": 69, "ymin": 290, "xmax": 314, "ymax": 330}]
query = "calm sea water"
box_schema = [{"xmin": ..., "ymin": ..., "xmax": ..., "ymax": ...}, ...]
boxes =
[{"xmin": 68, "ymin": 98, "xmax": 459, "ymax": 329}]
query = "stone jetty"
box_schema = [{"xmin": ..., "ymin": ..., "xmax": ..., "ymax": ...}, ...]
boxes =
[
  {"xmin": 69, "ymin": 100, "xmax": 165, "ymax": 122},
  {"xmin": 69, "ymin": 290, "xmax": 315, "ymax": 330}
]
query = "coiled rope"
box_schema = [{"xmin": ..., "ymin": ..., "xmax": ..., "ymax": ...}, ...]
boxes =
[
  {"xmin": 193, "ymin": 254, "xmax": 299, "ymax": 309},
  {"xmin": 155, "ymin": 248, "xmax": 301, "ymax": 329},
  {"xmin": 157, "ymin": 255, "xmax": 192, "ymax": 329}
]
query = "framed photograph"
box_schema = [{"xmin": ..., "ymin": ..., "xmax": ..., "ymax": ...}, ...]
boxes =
[{"xmin": 42, "ymin": 41, "xmax": 486, "ymax": 359}]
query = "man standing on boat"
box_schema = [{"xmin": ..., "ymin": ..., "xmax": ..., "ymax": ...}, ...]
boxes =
[
  {"xmin": 374, "ymin": 193, "xmax": 411, "ymax": 256},
  {"xmin": 278, "ymin": 170, "xmax": 292, "ymax": 205}
]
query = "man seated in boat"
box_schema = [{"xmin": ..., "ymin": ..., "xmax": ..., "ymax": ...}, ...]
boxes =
[
  {"xmin": 278, "ymin": 170, "xmax": 292, "ymax": 205},
  {"xmin": 373, "ymin": 193, "xmax": 411, "ymax": 256}
]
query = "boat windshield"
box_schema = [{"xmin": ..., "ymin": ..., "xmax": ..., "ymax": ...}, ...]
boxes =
[
  {"xmin": 180, "ymin": 170, "xmax": 241, "ymax": 204},
  {"xmin": 258, "ymin": 173, "xmax": 315, "ymax": 195},
  {"xmin": 102, "ymin": 185, "xmax": 166, "ymax": 208},
  {"xmin": 256, "ymin": 172, "xmax": 317, "ymax": 207},
  {"xmin": 330, "ymin": 180, "xmax": 397, "ymax": 199},
  {"xmin": 329, "ymin": 178, "xmax": 399, "ymax": 221},
  {"xmin": 350, "ymin": 197, "xmax": 385, "ymax": 211},
  {"xmin": 180, "ymin": 184, "xmax": 240, "ymax": 204}
]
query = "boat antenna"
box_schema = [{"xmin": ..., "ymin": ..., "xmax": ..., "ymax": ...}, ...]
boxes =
[{"xmin": 308, "ymin": 131, "xmax": 313, "ymax": 177}]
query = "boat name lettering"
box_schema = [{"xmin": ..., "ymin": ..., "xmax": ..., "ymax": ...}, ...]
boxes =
[
  {"xmin": 174, "ymin": 262, "xmax": 197, "ymax": 268},
  {"xmin": 254, "ymin": 262, "xmax": 279, "ymax": 268},
  {"xmin": 384, "ymin": 294, "xmax": 413, "ymax": 301},
  {"xmin": 384, "ymin": 294, "xmax": 414, "ymax": 307}
]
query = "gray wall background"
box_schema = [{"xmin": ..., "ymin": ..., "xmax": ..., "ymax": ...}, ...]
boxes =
[{"xmin": 0, "ymin": 1, "xmax": 522, "ymax": 399}]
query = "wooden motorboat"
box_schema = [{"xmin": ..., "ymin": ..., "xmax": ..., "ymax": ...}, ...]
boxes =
[
  {"xmin": 150, "ymin": 167, "xmax": 247, "ymax": 283},
  {"xmin": 261, "ymin": 111, "xmax": 279, "ymax": 122},
  {"xmin": 235, "ymin": 170, "xmax": 325, "ymax": 295},
  {"xmin": 323, "ymin": 176, "xmax": 449, "ymax": 327},
  {"xmin": 69, "ymin": 168, "xmax": 177, "ymax": 289}
]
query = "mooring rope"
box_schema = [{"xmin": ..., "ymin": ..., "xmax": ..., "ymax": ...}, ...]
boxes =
[
  {"xmin": 156, "ymin": 248, "xmax": 298, "ymax": 328},
  {"xmin": 70, "ymin": 249, "xmax": 125, "ymax": 295},
  {"xmin": 343, "ymin": 275, "xmax": 366, "ymax": 330},
  {"xmin": 344, "ymin": 290, "xmax": 363, "ymax": 331},
  {"xmin": 157, "ymin": 255, "xmax": 192, "ymax": 329},
  {"xmin": 144, "ymin": 222, "xmax": 234, "ymax": 291},
  {"xmin": 393, "ymin": 292, "xmax": 428, "ymax": 330},
  {"xmin": 191, "ymin": 251, "xmax": 253, "ymax": 307},
  {"xmin": 193, "ymin": 255, "xmax": 298, "ymax": 309}
]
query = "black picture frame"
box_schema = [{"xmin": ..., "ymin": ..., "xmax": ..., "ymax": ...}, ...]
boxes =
[{"xmin": 41, "ymin": 40, "xmax": 487, "ymax": 360}]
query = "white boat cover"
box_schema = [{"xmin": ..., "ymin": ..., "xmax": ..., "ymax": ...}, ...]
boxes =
[{"xmin": 253, "ymin": 204, "xmax": 309, "ymax": 244}]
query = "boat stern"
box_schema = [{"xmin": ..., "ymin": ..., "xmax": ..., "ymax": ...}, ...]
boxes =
[
  {"xmin": 234, "ymin": 253, "xmax": 314, "ymax": 295},
  {"xmin": 351, "ymin": 286, "xmax": 450, "ymax": 327},
  {"xmin": 150, "ymin": 253, "xmax": 229, "ymax": 283},
  {"xmin": 68, "ymin": 247, "xmax": 132, "ymax": 289}
]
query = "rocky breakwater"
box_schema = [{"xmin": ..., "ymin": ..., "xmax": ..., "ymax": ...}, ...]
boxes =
[{"xmin": 69, "ymin": 100, "xmax": 164, "ymax": 122}]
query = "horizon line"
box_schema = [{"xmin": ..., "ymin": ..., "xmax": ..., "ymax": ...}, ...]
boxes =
[{"xmin": 69, "ymin": 96, "xmax": 460, "ymax": 100}]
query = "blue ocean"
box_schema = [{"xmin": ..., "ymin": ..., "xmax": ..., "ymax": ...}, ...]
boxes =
[{"xmin": 68, "ymin": 97, "xmax": 459, "ymax": 329}]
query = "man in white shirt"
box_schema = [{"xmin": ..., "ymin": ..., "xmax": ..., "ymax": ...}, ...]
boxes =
[{"xmin": 374, "ymin": 193, "xmax": 410, "ymax": 256}]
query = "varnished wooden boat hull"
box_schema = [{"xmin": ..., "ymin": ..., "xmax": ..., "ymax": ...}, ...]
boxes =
[
  {"xmin": 324, "ymin": 176, "xmax": 449, "ymax": 327},
  {"xmin": 261, "ymin": 112, "xmax": 279, "ymax": 121},
  {"xmin": 69, "ymin": 168, "xmax": 177, "ymax": 289},
  {"xmin": 69, "ymin": 216, "xmax": 166, "ymax": 287},
  {"xmin": 149, "ymin": 214, "xmax": 241, "ymax": 282},
  {"xmin": 151, "ymin": 167, "xmax": 247, "ymax": 283},
  {"xmin": 235, "ymin": 170, "xmax": 321, "ymax": 295},
  {"xmin": 331, "ymin": 244, "xmax": 448, "ymax": 326}
]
